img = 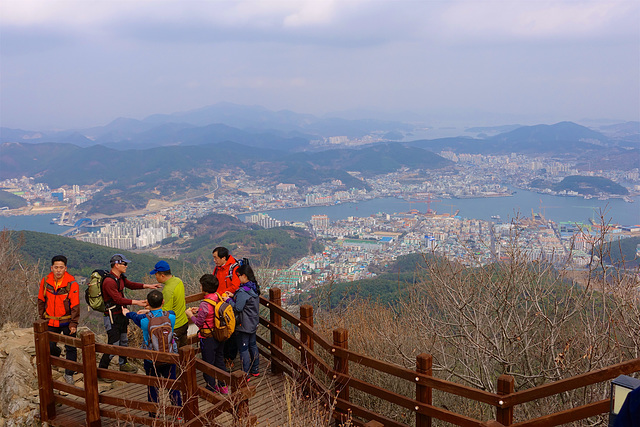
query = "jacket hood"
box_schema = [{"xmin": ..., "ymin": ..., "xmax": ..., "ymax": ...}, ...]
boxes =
[{"xmin": 239, "ymin": 281, "xmax": 258, "ymax": 297}]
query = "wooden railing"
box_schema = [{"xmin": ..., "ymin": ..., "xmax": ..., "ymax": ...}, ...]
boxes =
[
  {"xmin": 34, "ymin": 288, "xmax": 639, "ymax": 426},
  {"xmin": 258, "ymin": 288, "xmax": 640, "ymax": 427},
  {"xmin": 34, "ymin": 294, "xmax": 257, "ymax": 427}
]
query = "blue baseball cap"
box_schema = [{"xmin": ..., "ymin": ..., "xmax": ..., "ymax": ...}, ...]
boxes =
[{"xmin": 149, "ymin": 260, "xmax": 171, "ymax": 275}]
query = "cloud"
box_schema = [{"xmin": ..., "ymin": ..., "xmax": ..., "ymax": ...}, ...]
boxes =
[
  {"xmin": 437, "ymin": 0, "xmax": 639, "ymax": 42},
  {"xmin": 2, "ymin": 0, "xmax": 637, "ymax": 52}
]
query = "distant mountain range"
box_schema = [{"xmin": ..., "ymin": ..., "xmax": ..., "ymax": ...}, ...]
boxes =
[
  {"xmin": 0, "ymin": 102, "xmax": 412, "ymax": 151},
  {"xmin": 1, "ymin": 103, "xmax": 637, "ymax": 152}
]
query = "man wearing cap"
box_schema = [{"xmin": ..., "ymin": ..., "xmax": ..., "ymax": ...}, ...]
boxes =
[
  {"xmin": 98, "ymin": 254, "xmax": 161, "ymax": 377},
  {"xmin": 150, "ymin": 260, "xmax": 188, "ymax": 348}
]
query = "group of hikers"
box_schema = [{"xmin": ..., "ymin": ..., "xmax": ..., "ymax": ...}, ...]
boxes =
[{"xmin": 37, "ymin": 246, "xmax": 261, "ymax": 415}]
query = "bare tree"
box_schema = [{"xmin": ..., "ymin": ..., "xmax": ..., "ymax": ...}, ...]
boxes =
[{"xmin": 0, "ymin": 229, "xmax": 41, "ymax": 328}]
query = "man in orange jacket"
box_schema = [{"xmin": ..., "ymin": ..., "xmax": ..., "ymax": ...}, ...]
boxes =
[
  {"xmin": 212, "ymin": 246, "xmax": 241, "ymax": 295},
  {"xmin": 37, "ymin": 255, "xmax": 80, "ymax": 385}
]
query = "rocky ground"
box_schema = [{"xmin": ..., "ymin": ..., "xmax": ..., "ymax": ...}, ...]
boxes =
[{"xmin": 0, "ymin": 323, "xmax": 127, "ymax": 426}]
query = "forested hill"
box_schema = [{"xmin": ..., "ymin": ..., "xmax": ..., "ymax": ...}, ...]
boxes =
[
  {"xmin": 0, "ymin": 189, "xmax": 28, "ymax": 209},
  {"xmin": 177, "ymin": 213, "xmax": 323, "ymax": 267},
  {"xmin": 11, "ymin": 214, "xmax": 322, "ymax": 281},
  {"xmin": 13, "ymin": 231, "xmax": 158, "ymax": 282},
  {"xmin": 307, "ymin": 253, "xmax": 432, "ymax": 307},
  {"xmin": 553, "ymin": 175, "xmax": 629, "ymax": 195}
]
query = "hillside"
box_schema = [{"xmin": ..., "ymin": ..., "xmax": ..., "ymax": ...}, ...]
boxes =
[
  {"xmin": 1, "ymin": 140, "xmax": 456, "ymax": 215},
  {"xmin": 13, "ymin": 231, "xmax": 160, "ymax": 281},
  {"xmin": 0, "ymin": 189, "xmax": 28, "ymax": 209},
  {"xmin": 178, "ymin": 213, "xmax": 322, "ymax": 267},
  {"xmin": 408, "ymin": 122, "xmax": 611, "ymax": 155},
  {"xmin": 552, "ymin": 175, "xmax": 629, "ymax": 195}
]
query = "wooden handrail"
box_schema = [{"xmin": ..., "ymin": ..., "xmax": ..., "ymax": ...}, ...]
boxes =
[
  {"xmin": 502, "ymin": 357, "xmax": 640, "ymax": 406},
  {"xmin": 34, "ymin": 290, "xmax": 640, "ymax": 427}
]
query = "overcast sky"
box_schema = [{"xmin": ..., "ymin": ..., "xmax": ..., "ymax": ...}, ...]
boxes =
[{"xmin": 1, "ymin": 0, "xmax": 638, "ymax": 130}]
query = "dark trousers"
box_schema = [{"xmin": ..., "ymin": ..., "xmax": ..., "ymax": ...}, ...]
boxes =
[
  {"xmin": 48, "ymin": 324, "xmax": 77, "ymax": 376},
  {"xmin": 223, "ymin": 332, "xmax": 238, "ymax": 361},
  {"xmin": 144, "ymin": 359, "xmax": 182, "ymax": 414},
  {"xmin": 173, "ymin": 322, "xmax": 189, "ymax": 349},
  {"xmin": 99, "ymin": 313, "xmax": 129, "ymax": 369},
  {"xmin": 236, "ymin": 331, "xmax": 259, "ymax": 375},
  {"xmin": 200, "ymin": 337, "xmax": 226, "ymax": 391}
]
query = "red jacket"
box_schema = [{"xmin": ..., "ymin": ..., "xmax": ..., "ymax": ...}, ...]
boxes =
[
  {"xmin": 214, "ymin": 255, "xmax": 241, "ymax": 295},
  {"xmin": 37, "ymin": 271, "xmax": 80, "ymax": 328},
  {"xmin": 102, "ymin": 273, "xmax": 145, "ymax": 314}
]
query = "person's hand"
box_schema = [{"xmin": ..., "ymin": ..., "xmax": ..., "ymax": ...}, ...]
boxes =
[
  {"xmin": 144, "ymin": 283, "xmax": 162, "ymax": 289},
  {"xmin": 132, "ymin": 299, "xmax": 147, "ymax": 307},
  {"xmin": 137, "ymin": 309, "xmax": 149, "ymax": 315},
  {"xmin": 185, "ymin": 308, "xmax": 194, "ymax": 319},
  {"xmin": 69, "ymin": 325, "xmax": 77, "ymax": 334},
  {"xmin": 122, "ymin": 307, "xmax": 130, "ymax": 315}
]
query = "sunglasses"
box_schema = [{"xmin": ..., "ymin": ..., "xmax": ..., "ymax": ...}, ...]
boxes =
[{"xmin": 119, "ymin": 262, "xmax": 128, "ymax": 266}]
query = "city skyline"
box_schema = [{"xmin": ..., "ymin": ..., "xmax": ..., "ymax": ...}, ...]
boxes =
[{"xmin": 1, "ymin": 0, "xmax": 639, "ymax": 130}]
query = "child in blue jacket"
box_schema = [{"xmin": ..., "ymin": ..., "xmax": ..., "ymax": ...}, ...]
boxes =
[{"xmin": 123, "ymin": 290, "xmax": 182, "ymax": 415}]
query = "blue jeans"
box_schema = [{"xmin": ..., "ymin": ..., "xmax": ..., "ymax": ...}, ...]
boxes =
[{"xmin": 236, "ymin": 331, "xmax": 259, "ymax": 375}]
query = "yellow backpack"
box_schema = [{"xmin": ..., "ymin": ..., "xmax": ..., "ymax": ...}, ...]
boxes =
[{"xmin": 202, "ymin": 293, "xmax": 236, "ymax": 341}]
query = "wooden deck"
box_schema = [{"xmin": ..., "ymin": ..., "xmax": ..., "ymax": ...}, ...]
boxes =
[{"xmin": 48, "ymin": 357, "xmax": 296, "ymax": 426}]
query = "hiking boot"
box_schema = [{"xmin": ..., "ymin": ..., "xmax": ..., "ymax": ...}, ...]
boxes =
[
  {"xmin": 64, "ymin": 374, "xmax": 75, "ymax": 385},
  {"xmin": 119, "ymin": 362, "xmax": 137, "ymax": 373},
  {"xmin": 99, "ymin": 376, "xmax": 115, "ymax": 383},
  {"xmin": 214, "ymin": 385, "xmax": 229, "ymax": 395}
]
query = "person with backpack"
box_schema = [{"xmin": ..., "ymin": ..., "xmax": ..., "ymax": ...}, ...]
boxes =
[
  {"xmin": 149, "ymin": 260, "xmax": 188, "ymax": 348},
  {"xmin": 185, "ymin": 274, "xmax": 229, "ymax": 394},
  {"xmin": 37, "ymin": 255, "xmax": 80, "ymax": 385},
  {"xmin": 123, "ymin": 290, "xmax": 182, "ymax": 416},
  {"xmin": 212, "ymin": 247, "xmax": 242, "ymax": 367},
  {"xmin": 98, "ymin": 254, "xmax": 161, "ymax": 378},
  {"xmin": 212, "ymin": 246, "xmax": 241, "ymax": 295},
  {"xmin": 223, "ymin": 262, "xmax": 260, "ymax": 381}
]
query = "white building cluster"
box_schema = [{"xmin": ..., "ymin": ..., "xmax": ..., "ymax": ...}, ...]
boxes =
[
  {"xmin": 245, "ymin": 213, "xmax": 282, "ymax": 229},
  {"xmin": 77, "ymin": 217, "xmax": 178, "ymax": 250}
]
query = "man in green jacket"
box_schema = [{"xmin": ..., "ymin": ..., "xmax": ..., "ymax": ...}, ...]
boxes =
[{"xmin": 149, "ymin": 260, "xmax": 188, "ymax": 348}]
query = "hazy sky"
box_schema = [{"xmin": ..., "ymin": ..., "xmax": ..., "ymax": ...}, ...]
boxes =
[{"xmin": 1, "ymin": 0, "xmax": 639, "ymax": 130}]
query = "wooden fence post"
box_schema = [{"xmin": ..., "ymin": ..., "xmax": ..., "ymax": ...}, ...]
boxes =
[
  {"xmin": 416, "ymin": 353, "xmax": 432, "ymax": 427},
  {"xmin": 332, "ymin": 327, "xmax": 349, "ymax": 426},
  {"xmin": 300, "ymin": 304, "xmax": 314, "ymax": 372},
  {"xmin": 230, "ymin": 370, "xmax": 253, "ymax": 426},
  {"xmin": 269, "ymin": 288, "xmax": 283, "ymax": 375},
  {"xmin": 496, "ymin": 374, "xmax": 514, "ymax": 425},
  {"xmin": 34, "ymin": 320, "xmax": 55, "ymax": 422},
  {"xmin": 180, "ymin": 346, "xmax": 200, "ymax": 421},
  {"xmin": 299, "ymin": 305, "xmax": 314, "ymax": 397},
  {"xmin": 81, "ymin": 330, "xmax": 101, "ymax": 426}
]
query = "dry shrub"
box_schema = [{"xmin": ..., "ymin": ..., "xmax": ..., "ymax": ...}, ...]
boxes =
[
  {"xmin": 0, "ymin": 229, "xmax": 41, "ymax": 328},
  {"xmin": 311, "ymin": 216, "xmax": 640, "ymax": 424}
]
